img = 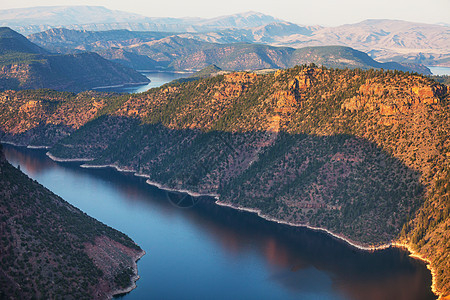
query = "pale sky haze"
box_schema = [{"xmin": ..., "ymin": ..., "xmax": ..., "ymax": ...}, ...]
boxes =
[{"xmin": 0, "ymin": 0, "xmax": 449, "ymax": 26}]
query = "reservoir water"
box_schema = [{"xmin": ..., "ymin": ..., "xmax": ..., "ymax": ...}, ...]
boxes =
[
  {"xmin": 93, "ymin": 71, "xmax": 194, "ymax": 94},
  {"xmin": 93, "ymin": 67, "xmax": 450, "ymax": 95},
  {"xmin": 428, "ymin": 66, "xmax": 450, "ymax": 76},
  {"xmin": 3, "ymin": 145, "xmax": 435, "ymax": 300}
]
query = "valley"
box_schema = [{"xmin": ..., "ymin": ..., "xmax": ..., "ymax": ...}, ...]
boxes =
[
  {"xmin": 1, "ymin": 65, "xmax": 449, "ymax": 298},
  {"xmin": 26, "ymin": 28, "xmax": 432, "ymax": 74},
  {"xmin": 0, "ymin": 4, "xmax": 449, "ymax": 299},
  {"xmin": 2, "ymin": 143, "xmax": 436, "ymax": 300}
]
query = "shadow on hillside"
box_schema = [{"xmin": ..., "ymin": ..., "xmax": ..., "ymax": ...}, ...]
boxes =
[
  {"xmin": 3, "ymin": 142, "xmax": 435, "ymax": 300},
  {"xmin": 0, "ymin": 77, "xmax": 20, "ymax": 90},
  {"xmin": 4, "ymin": 115, "xmax": 425, "ymax": 246},
  {"xmin": 0, "ymin": 124, "xmax": 73, "ymax": 147}
]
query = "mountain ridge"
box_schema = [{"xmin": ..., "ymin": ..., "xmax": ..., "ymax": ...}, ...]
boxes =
[
  {"xmin": 0, "ymin": 6, "xmax": 283, "ymax": 34},
  {"xmin": 27, "ymin": 28, "xmax": 431, "ymax": 74},
  {"xmin": 3, "ymin": 6, "xmax": 447, "ymax": 66},
  {"xmin": 0, "ymin": 5, "xmax": 151, "ymax": 26},
  {"xmin": 0, "ymin": 27, "xmax": 149, "ymax": 92}
]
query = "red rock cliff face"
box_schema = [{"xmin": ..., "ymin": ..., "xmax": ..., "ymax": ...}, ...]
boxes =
[
  {"xmin": 342, "ymin": 77, "xmax": 447, "ymax": 125},
  {"xmin": 0, "ymin": 90, "xmax": 109, "ymax": 134},
  {"xmin": 85, "ymin": 236, "xmax": 145, "ymax": 299}
]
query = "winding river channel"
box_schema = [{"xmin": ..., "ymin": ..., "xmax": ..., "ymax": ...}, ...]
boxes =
[{"xmin": 3, "ymin": 144, "xmax": 435, "ymax": 300}]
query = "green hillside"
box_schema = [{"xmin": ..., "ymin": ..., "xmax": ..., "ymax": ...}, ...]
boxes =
[
  {"xmin": 290, "ymin": 46, "xmax": 431, "ymax": 74},
  {"xmin": 0, "ymin": 27, "xmax": 48, "ymax": 55}
]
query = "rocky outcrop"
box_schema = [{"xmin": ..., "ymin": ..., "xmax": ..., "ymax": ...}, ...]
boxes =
[
  {"xmin": 342, "ymin": 78, "xmax": 447, "ymax": 125},
  {"xmin": 85, "ymin": 236, "xmax": 145, "ymax": 299},
  {"xmin": 273, "ymin": 90, "xmax": 298, "ymax": 113}
]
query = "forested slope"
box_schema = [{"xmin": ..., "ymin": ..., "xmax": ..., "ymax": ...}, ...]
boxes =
[
  {"xmin": 0, "ymin": 144, "xmax": 144, "ymax": 299},
  {"xmin": 0, "ymin": 27, "xmax": 149, "ymax": 92},
  {"xmin": 0, "ymin": 66, "xmax": 449, "ymax": 298}
]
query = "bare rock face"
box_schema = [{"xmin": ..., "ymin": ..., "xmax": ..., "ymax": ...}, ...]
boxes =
[
  {"xmin": 0, "ymin": 90, "xmax": 110, "ymax": 136},
  {"xmin": 85, "ymin": 236, "xmax": 145, "ymax": 299},
  {"xmin": 273, "ymin": 90, "xmax": 298, "ymax": 113},
  {"xmin": 273, "ymin": 67, "xmax": 316, "ymax": 115},
  {"xmin": 288, "ymin": 67, "xmax": 315, "ymax": 91},
  {"xmin": 225, "ymin": 71, "xmax": 257, "ymax": 84},
  {"xmin": 411, "ymin": 85, "xmax": 446, "ymax": 104},
  {"xmin": 341, "ymin": 78, "xmax": 447, "ymax": 123},
  {"xmin": 221, "ymin": 72, "xmax": 257, "ymax": 98}
]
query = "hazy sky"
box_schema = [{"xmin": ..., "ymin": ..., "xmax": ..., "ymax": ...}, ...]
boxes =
[{"xmin": 1, "ymin": 0, "xmax": 449, "ymax": 26}]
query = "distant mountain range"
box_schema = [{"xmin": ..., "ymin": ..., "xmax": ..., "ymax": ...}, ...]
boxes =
[
  {"xmin": 0, "ymin": 27, "xmax": 149, "ymax": 92},
  {"xmin": 176, "ymin": 19, "xmax": 450, "ymax": 67},
  {"xmin": 1, "ymin": 6, "xmax": 448, "ymax": 67},
  {"xmin": 27, "ymin": 28, "xmax": 431, "ymax": 74},
  {"xmin": 0, "ymin": 6, "xmax": 155, "ymax": 27},
  {"xmin": 0, "ymin": 6, "xmax": 282, "ymax": 34}
]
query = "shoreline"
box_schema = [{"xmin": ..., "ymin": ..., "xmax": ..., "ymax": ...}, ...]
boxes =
[
  {"xmin": 27, "ymin": 145, "xmax": 50, "ymax": 149},
  {"xmin": 109, "ymin": 249, "xmax": 146, "ymax": 299},
  {"xmin": 145, "ymin": 178, "xmax": 219, "ymax": 198},
  {"xmin": 214, "ymin": 200, "xmax": 391, "ymax": 251},
  {"xmin": 80, "ymin": 163, "xmax": 136, "ymax": 173},
  {"xmin": 77, "ymin": 161, "xmax": 220, "ymax": 197},
  {"xmin": 391, "ymin": 242, "xmax": 441, "ymax": 300},
  {"xmin": 75, "ymin": 158, "xmax": 431, "ymax": 252},
  {"xmin": 137, "ymin": 70, "xmax": 197, "ymax": 74},
  {"xmin": 35, "ymin": 149, "xmax": 443, "ymax": 299},
  {"xmin": 0, "ymin": 140, "xmax": 51, "ymax": 149},
  {"xmin": 46, "ymin": 152, "xmax": 94, "ymax": 162},
  {"xmin": 92, "ymin": 81, "xmax": 150, "ymax": 90},
  {"xmin": 1, "ymin": 141, "xmax": 25, "ymax": 147}
]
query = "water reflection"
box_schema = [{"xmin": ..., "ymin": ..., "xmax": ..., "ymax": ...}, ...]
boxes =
[
  {"xmin": 428, "ymin": 66, "xmax": 450, "ymax": 76},
  {"xmin": 4, "ymin": 144, "xmax": 435, "ymax": 300},
  {"xmin": 187, "ymin": 199, "xmax": 434, "ymax": 300},
  {"xmin": 93, "ymin": 71, "xmax": 194, "ymax": 94}
]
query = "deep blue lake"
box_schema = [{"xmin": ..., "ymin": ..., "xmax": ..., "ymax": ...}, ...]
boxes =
[
  {"xmin": 92, "ymin": 67, "xmax": 450, "ymax": 95},
  {"xmin": 93, "ymin": 71, "xmax": 194, "ymax": 93},
  {"xmin": 428, "ymin": 66, "xmax": 450, "ymax": 76},
  {"xmin": 3, "ymin": 145, "xmax": 435, "ymax": 300}
]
